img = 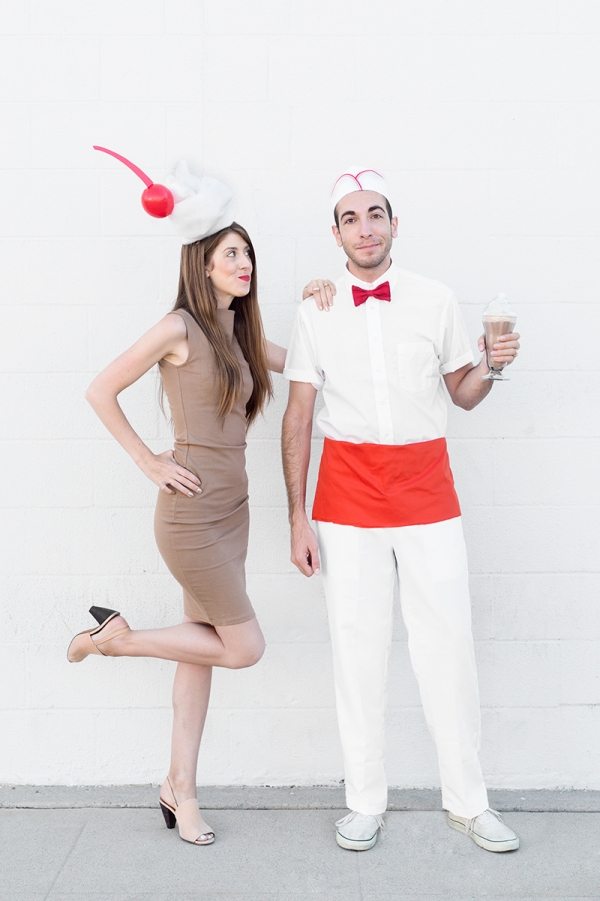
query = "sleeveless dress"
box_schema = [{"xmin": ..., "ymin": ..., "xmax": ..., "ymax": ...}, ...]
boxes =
[{"xmin": 154, "ymin": 308, "xmax": 255, "ymax": 626}]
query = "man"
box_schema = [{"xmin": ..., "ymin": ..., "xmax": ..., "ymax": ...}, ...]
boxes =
[{"xmin": 281, "ymin": 167, "xmax": 521, "ymax": 853}]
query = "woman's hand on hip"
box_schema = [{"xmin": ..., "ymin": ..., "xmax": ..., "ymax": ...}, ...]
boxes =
[{"xmin": 142, "ymin": 450, "xmax": 202, "ymax": 497}]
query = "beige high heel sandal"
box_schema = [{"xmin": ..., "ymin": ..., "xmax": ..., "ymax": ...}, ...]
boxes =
[
  {"xmin": 67, "ymin": 606, "xmax": 130, "ymax": 663},
  {"xmin": 159, "ymin": 777, "xmax": 215, "ymax": 846}
]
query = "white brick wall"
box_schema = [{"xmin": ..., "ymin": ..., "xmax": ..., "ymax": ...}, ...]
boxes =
[{"xmin": 1, "ymin": 0, "xmax": 599, "ymax": 789}]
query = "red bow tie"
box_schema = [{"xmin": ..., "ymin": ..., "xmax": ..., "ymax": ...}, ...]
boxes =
[{"xmin": 352, "ymin": 281, "xmax": 391, "ymax": 307}]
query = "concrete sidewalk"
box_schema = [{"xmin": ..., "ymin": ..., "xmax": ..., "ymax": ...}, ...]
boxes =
[{"xmin": 1, "ymin": 792, "xmax": 599, "ymax": 901}]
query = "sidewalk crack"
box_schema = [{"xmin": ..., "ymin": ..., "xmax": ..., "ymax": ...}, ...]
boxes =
[{"xmin": 43, "ymin": 817, "xmax": 87, "ymax": 901}]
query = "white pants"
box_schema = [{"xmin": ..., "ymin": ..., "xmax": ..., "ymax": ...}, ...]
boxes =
[{"xmin": 316, "ymin": 516, "xmax": 488, "ymax": 818}]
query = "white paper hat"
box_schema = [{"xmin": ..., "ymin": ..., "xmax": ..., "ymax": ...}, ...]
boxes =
[
  {"xmin": 331, "ymin": 166, "xmax": 389, "ymax": 211},
  {"xmin": 93, "ymin": 146, "xmax": 233, "ymax": 243}
]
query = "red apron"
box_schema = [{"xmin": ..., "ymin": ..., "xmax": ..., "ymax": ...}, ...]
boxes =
[{"xmin": 312, "ymin": 437, "xmax": 460, "ymax": 529}]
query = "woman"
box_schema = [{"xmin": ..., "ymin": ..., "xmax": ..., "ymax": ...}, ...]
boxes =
[{"xmin": 67, "ymin": 161, "xmax": 331, "ymax": 845}]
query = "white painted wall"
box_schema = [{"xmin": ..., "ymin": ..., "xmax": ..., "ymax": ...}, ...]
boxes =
[{"xmin": 1, "ymin": 0, "xmax": 599, "ymax": 788}]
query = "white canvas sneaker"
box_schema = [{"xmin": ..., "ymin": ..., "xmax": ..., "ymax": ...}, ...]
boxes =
[
  {"xmin": 447, "ymin": 808, "xmax": 520, "ymax": 852},
  {"xmin": 335, "ymin": 810, "xmax": 385, "ymax": 851}
]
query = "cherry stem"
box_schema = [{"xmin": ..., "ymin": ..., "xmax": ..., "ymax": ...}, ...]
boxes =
[{"xmin": 93, "ymin": 145, "xmax": 153, "ymax": 188}]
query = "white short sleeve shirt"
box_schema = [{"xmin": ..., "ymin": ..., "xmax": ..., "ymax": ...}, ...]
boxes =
[{"xmin": 283, "ymin": 263, "xmax": 474, "ymax": 446}]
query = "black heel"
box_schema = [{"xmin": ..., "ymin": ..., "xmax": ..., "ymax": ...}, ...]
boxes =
[
  {"xmin": 160, "ymin": 802, "xmax": 177, "ymax": 829},
  {"xmin": 89, "ymin": 606, "xmax": 120, "ymax": 625}
]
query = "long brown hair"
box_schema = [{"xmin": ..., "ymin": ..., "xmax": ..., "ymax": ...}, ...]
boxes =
[{"xmin": 172, "ymin": 223, "xmax": 272, "ymax": 426}]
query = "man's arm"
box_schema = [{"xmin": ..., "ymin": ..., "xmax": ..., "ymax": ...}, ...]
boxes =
[
  {"xmin": 282, "ymin": 381, "xmax": 320, "ymax": 576},
  {"xmin": 444, "ymin": 330, "xmax": 521, "ymax": 411}
]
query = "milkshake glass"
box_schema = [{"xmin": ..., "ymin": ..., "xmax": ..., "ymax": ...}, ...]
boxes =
[{"xmin": 481, "ymin": 294, "xmax": 517, "ymax": 381}]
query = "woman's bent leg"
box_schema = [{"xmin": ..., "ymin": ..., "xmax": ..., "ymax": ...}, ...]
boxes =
[{"xmin": 99, "ymin": 614, "xmax": 265, "ymax": 669}]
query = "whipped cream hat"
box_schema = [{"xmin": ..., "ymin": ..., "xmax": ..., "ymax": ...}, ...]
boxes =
[
  {"xmin": 331, "ymin": 166, "xmax": 390, "ymax": 211},
  {"xmin": 94, "ymin": 146, "xmax": 233, "ymax": 244}
]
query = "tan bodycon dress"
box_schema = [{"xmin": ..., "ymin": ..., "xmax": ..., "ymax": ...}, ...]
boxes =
[{"xmin": 154, "ymin": 308, "xmax": 255, "ymax": 626}]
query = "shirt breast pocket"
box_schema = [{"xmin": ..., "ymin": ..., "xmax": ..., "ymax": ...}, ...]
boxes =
[{"xmin": 397, "ymin": 342, "xmax": 440, "ymax": 393}]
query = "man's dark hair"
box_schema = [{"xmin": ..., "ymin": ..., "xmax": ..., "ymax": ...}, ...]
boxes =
[{"xmin": 334, "ymin": 197, "xmax": 393, "ymax": 229}]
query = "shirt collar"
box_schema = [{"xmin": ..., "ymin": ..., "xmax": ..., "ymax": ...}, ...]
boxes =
[{"xmin": 343, "ymin": 260, "xmax": 398, "ymax": 294}]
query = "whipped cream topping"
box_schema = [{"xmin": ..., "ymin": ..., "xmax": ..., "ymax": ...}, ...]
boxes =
[{"xmin": 484, "ymin": 293, "xmax": 516, "ymax": 317}]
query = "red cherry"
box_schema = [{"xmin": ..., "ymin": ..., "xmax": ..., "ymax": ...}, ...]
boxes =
[
  {"xmin": 141, "ymin": 184, "xmax": 174, "ymax": 218},
  {"xmin": 93, "ymin": 147, "xmax": 176, "ymax": 219}
]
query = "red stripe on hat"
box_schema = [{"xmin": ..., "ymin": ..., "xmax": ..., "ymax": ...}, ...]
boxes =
[
  {"xmin": 332, "ymin": 169, "xmax": 384, "ymax": 195},
  {"xmin": 332, "ymin": 172, "xmax": 363, "ymax": 193},
  {"xmin": 355, "ymin": 168, "xmax": 383, "ymax": 188}
]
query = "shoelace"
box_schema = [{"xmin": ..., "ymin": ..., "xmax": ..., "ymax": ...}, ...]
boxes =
[
  {"xmin": 465, "ymin": 807, "xmax": 503, "ymax": 837},
  {"xmin": 336, "ymin": 810, "xmax": 386, "ymax": 835}
]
